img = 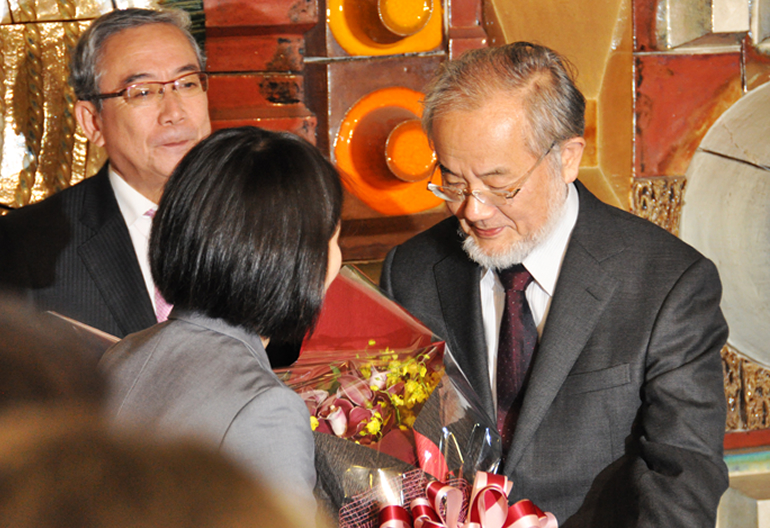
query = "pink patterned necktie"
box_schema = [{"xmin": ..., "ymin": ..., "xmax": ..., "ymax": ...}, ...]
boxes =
[
  {"xmin": 496, "ymin": 264, "xmax": 537, "ymax": 452},
  {"xmin": 145, "ymin": 208, "xmax": 173, "ymax": 323}
]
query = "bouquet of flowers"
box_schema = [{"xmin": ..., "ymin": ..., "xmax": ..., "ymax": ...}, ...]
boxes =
[
  {"xmin": 289, "ymin": 343, "xmax": 445, "ymax": 461},
  {"xmin": 275, "ymin": 267, "xmax": 503, "ymax": 519}
]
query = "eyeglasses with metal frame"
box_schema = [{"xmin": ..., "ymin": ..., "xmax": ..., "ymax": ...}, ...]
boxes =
[
  {"xmin": 91, "ymin": 71, "xmax": 209, "ymax": 107},
  {"xmin": 427, "ymin": 141, "xmax": 556, "ymax": 207}
]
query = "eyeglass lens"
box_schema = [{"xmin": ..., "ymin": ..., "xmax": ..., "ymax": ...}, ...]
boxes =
[{"xmin": 124, "ymin": 73, "xmax": 208, "ymax": 106}]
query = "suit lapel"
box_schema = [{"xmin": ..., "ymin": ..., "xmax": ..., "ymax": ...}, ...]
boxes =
[
  {"xmin": 434, "ymin": 252, "xmax": 495, "ymax": 419},
  {"xmin": 77, "ymin": 167, "xmax": 156, "ymax": 336},
  {"xmin": 504, "ymin": 183, "xmax": 623, "ymax": 472}
]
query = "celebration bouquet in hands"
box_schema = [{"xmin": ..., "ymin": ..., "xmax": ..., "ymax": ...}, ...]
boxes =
[
  {"xmin": 276, "ymin": 266, "xmax": 557, "ymax": 527},
  {"xmin": 295, "ymin": 343, "xmax": 444, "ymax": 455}
]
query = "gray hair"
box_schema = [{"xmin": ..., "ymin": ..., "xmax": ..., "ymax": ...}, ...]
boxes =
[
  {"xmin": 422, "ymin": 42, "xmax": 585, "ymax": 158},
  {"xmin": 69, "ymin": 8, "xmax": 205, "ymax": 106}
]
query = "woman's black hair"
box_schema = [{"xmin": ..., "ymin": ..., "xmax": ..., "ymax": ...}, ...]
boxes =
[{"xmin": 150, "ymin": 126, "xmax": 343, "ymax": 343}]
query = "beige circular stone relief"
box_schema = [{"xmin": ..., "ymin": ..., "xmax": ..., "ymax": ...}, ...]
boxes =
[{"xmin": 681, "ymin": 81, "xmax": 770, "ymax": 368}]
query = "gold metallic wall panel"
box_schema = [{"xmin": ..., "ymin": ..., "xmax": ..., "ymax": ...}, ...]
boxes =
[
  {"xmin": 744, "ymin": 359, "xmax": 770, "ymax": 430},
  {"xmin": 5, "ymin": 0, "xmax": 104, "ymax": 23},
  {"xmin": 630, "ymin": 176, "xmax": 685, "ymax": 236},
  {"xmin": 0, "ymin": 21, "xmax": 105, "ymax": 208},
  {"xmin": 723, "ymin": 345, "xmax": 743, "ymax": 431},
  {"xmin": 720, "ymin": 343, "xmax": 770, "ymax": 432}
]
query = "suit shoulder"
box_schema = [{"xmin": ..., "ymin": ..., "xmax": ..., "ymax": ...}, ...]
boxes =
[
  {"xmin": 576, "ymin": 186, "xmax": 703, "ymax": 262},
  {"xmin": 0, "ymin": 175, "xmax": 100, "ymax": 230}
]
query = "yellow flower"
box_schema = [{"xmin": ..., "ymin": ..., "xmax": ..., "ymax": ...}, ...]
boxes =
[
  {"xmin": 310, "ymin": 416, "xmax": 319, "ymax": 431},
  {"xmin": 365, "ymin": 418, "xmax": 382, "ymax": 435},
  {"xmin": 404, "ymin": 380, "xmax": 429, "ymax": 407}
]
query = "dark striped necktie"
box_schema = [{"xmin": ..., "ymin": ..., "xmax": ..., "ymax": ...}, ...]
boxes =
[{"xmin": 496, "ymin": 264, "xmax": 537, "ymax": 452}]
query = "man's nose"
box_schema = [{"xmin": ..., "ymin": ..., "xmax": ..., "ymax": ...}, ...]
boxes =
[
  {"xmin": 158, "ymin": 88, "xmax": 186, "ymax": 124},
  {"xmin": 460, "ymin": 192, "xmax": 496, "ymax": 222}
]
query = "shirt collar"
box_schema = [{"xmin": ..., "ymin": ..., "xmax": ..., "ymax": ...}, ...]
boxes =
[
  {"xmin": 108, "ymin": 165, "xmax": 157, "ymax": 227},
  {"xmin": 522, "ymin": 181, "xmax": 579, "ymax": 296},
  {"xmin": 481, "ymin": 182, "xmax": 580, "ymax": 296}
]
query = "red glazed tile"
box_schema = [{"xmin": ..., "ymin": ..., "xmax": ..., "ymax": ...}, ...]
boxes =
[
  {"xmin": 634, "ymin": 52, "xmax": 742, "ymax": 177},
  {"xmin": 633, "ymin": 0, "xmax": 657, "ymax": 51},
  {"xmin": 203, "ymin": 0, "xmax": 317, "ymax": 30},
  {"xmin": 206, "ymin": 34, "xmax": 305, "ymax": 72}
]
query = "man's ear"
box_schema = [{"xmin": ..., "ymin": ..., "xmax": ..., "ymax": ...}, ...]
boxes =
[
  {"xmin": 559, "ymin": 137, "xmax": 585, "ymax": 184},
  {"xmin": 74, "ymin": 101, "xmax": 105, "ymax": 147}
]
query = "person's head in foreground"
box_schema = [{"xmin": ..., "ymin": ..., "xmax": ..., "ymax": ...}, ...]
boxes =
[
  {"xmin": 0, "ymin": 297, "xmax": 106, "ymax": 412},
  {"xmin": 150, "ymin": 125, "xmax": 343, "ymax": 348},
  {"xmin": 0, "ymin": 408, "xmax": 302, "ymax": 528},
  {"xmin": 71, "ymin": 7, "xmax": 212, "ymax": 203},
  {"xmin": 423, "ymin": 41, "xmax": 586, "ymax": 269}
]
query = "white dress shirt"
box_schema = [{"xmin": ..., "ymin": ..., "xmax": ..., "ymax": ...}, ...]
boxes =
[
  {"xmin": 481, "ymin": 182, "xmax": 580, "ymax": 402},
  {"xmin": 108, "ymin": 168, "xmax": 159, "ymax": 313}
]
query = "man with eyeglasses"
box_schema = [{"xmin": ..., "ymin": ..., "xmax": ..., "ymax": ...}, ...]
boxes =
[
  {"xmin": 381, "ymin": 43, "xmax": 728, "ymax": 527},
  {"xmin": 0, "ymin": 8, "xmax": 211, "ymax": 339}
]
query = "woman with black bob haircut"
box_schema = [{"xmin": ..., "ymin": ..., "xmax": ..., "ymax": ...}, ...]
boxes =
[{"xmin": 100, "ymin": 126, "xmax": 343, "ymax": 527}]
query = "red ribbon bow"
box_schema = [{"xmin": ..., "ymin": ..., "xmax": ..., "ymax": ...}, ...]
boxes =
[
  {"xmin": 466, "ymin": 472, "xmax": 558, "ymax": 528},
  {"xmin": 379, "ymin": 472, "xmax": 558, "ymax": 528}
]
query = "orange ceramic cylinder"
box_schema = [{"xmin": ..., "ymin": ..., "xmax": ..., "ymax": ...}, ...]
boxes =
[
  {"xmin": 334, "ymin": 87, "xmax": 442, "ymax": 216},
  {"xmin": 327, "ymin": 0, "xmax": 442, "ymax": 56}
]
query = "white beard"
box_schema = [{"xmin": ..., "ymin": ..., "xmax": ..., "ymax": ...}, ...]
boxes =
[{"xmin": 461, "ymin": 177, "xmax": 568, "ymax": 270}]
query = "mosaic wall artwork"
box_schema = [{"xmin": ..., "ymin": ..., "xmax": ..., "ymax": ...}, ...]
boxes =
[{"xmin": 3, "ymin": 0, "xmax": 770, "ymax": 436}]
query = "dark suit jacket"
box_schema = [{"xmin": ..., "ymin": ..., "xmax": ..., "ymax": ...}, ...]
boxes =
[
  {"xmin": 0, "ymin": 166, "xmax": 156, "ymax": 339},
  {"xmin": 381, "ymin": 181, "xmax": 729, "ymax": 527}
]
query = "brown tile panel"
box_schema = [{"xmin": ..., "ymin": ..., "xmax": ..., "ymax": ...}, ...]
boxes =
[
  {"xmin": 448, "ymin": 32, "xmax": 487, "ymax": 60},
  {"xmin": 208, "ymin": 72, "xmax": 306, "ymax": 110},
  {"xmin": 210, "ymin": 115, "xmax": 316, "ymax": 144},
  {"xmin": 449, "ymin": 0, "xmax": 482, "ymax": 27},
  {"xmin": 340, "ymin": 210, "xmax": 449, "ymax": 261},
  {"xmin": 634, "ymin": 52, "xmax": 742, "ymax": 178}
]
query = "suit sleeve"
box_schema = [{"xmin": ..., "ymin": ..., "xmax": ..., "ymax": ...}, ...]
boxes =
[
  {"xmin": 567, "ymin": 256, "xmax": 729, "ymax": 528},
  {"xmin": 637, "ymin": 256, "xmax": 728, "ymax": 525},
  {"xmin": 220, "ymin": 384, "xmax": 317, "ymax": 526}
]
